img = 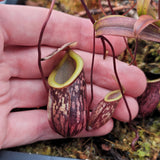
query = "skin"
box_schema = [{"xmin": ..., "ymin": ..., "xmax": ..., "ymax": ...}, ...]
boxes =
[{"xmin": 0, "ymin": 4, "xmax": 147, "ymax": 149}]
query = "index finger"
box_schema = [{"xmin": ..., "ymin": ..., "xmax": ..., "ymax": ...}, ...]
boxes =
[{"xmin": 0, "ymin": 4, "xmax": 126, "ymax": 55}]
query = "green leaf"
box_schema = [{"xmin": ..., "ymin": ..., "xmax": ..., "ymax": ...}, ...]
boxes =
[
  {"xmin": 137, "ymin": 0, "xmax": 157, "ymax": 18},
  {"xmin": 137, "ymin": 0, "xmax": 151, "ymax": 16}
]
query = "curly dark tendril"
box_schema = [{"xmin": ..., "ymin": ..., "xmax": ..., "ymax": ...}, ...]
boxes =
[
  {"xmin": 38, "ymin": 0, "xmax": 55, "ymax": 92},
  {"xmin": 80, "ymin": 0, "xmax": 132, "ymax": 122}
]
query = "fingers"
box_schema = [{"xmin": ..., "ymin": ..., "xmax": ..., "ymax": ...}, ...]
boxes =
[
  {"xmin": 10, "ymin": 78, "xmax": 48, "ymax": 109},
  {"xmin": 1, "ymin": 110, "xmax": 57, "ymax": 148},
  {"xmin": 5, "ymin": 46, "xmax": 59, "ymax": 78},
  {"xmin": 6, "ymin": 46, "xmax": 146, "ymax": 97},
  {"xmin": 76, "ymin": 119, "xmax": 113, "ymax": 138},
  {"xmin": 79, "ymin": 50, "xmax": 147, "ymax": 97},
  {"xmin": 1, "ymin": 109, "xmax": 113, "ymax": 148},
  {"xmin": 2, "ymin": 84, "xmax": 138, "ymax": 148},
  {"xmin": 2, "ymin": 83, "xmax": 138, "ymax": 148},
  {"xmin": 0, "ymin": 29, "xmax": 4, "ymax": 55},
  {"xmin": 9, "ymin": 76, "xmax": 139, "ymax": 123},
  {"xmin": 0, "ymin": 5, "xmax": 126, "ymax": 54},
  {"xmin": 0, "ymin": 109, "xmax": 8, "ymax": 149},
  {"xmin": 113, "ymin": 97, "xmax": 139, "ymax": 122}
]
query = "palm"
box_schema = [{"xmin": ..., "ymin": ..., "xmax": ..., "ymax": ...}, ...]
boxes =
[{"xmin": 0, "ymin": 5, "xmax": 146, "ymax": 149}]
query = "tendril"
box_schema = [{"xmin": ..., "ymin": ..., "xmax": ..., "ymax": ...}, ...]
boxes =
[
  {"xmin": 98, "ymin": 35, "xmax": 132, "ymax": 122},
  {"xmin": 130, "ymin": 38, "xmax": 138, "ymax": 65},
  {"xmin": 80, "ymin": 0, "xmax": 95, "ymax": 24},
  {"xmin": 38, "ymin": 0, "xmax": 55, "ymax": 92},
  {"xmin": 80, "ymin": 0, "xmax": 132, "ymax": 123},
  {"xmin": 106, "ymin": 0, "xmax": 115, "ymax": 14}
]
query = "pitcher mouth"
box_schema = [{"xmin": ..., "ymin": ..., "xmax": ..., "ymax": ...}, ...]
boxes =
[
  {"xmin": 104, "ymin": 89, "xmax": 122, "ymax": 102},
  {"xmin": 48, "ymin": 50, "xmax": 84, "ymax": 89},
  {"xmin": 147, "ymin": 78, "xmax": 160, "ymax": 83}
]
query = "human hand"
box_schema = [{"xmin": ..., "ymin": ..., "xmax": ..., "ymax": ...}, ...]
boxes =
[{"xmin": 0, "ymin": 4, "xmax": 147, "ymax": 148}]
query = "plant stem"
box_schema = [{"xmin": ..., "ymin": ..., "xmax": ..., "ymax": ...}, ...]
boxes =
[
  {"xmin": 100, "ymin": 37, "xmax": 107, "ymax": 59},
  {"xmin": 123, "ymin": 37, "xmax": 137, "ymax": 66},
  {"xmin": 158, "ymin": 0, "xmax": 160, "ymax": 19},
  {"xmin": 123, "ymin": 2, "xmax": 136, "ymax": 16},
  {"xmin": 38, "ymin": 0, "xmax": 55, "ymax": 92},
  {"xmin": 80, "ymin": 0, "xmax": 132, "ymax": 123},
  {"xmin": 98, "ymin": 0, "xmax": 107, "ymax": 16},
  {"xmin": 130, "ymin": 38, "xmax": 138, "ymax": 65},
  {"xmin": 80, "ymin": 0, "xmax": 95, "ymax": 24},
  {"xmin": 89, "ymin": 27, "xmax": 96, "ymax": 108},
  {"xmin": 99, "ymin": 36, "xmax": 132, "ymax": 122},
  {"xmin": 106, "ymin": 0, "xmax": 115, "ymax": 14},
  {"xmin": 80, "ymin": 0, "xmax": 96, "ymax": 129},
  {"xmin": 86, "ymin": 26, "xmax": 96, "ymax": 130},
  {"xmin": 130, "ymin": 124, "xmax": 139, "ymax": 151}
]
